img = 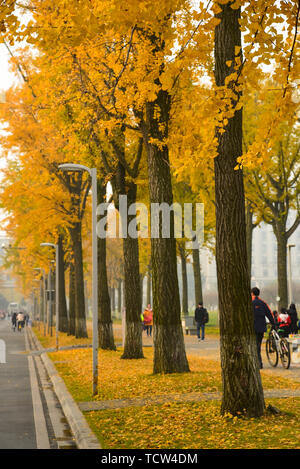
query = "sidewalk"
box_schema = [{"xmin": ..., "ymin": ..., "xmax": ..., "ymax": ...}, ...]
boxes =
[
  {"xmin": 0, "ymin": 319, "xmax": 36, "ymax": 449},
  {"xmin": 27, "ymin": 326, "xmax": 101, "ymax": 449}
]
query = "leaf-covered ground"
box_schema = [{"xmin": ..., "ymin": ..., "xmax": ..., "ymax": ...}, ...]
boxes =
[
  {"xmin": 85, "ymin": 398, "xmax": 300, "ymax": 449},
  {"xmin": 34, "ymin": 327, "xmax": 300, "ymax": 449}
]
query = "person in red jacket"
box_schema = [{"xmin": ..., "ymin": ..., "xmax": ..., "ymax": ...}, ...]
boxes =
[
  {"xmin": 278, "ymin": 308, "xmax": 291, "ymax": 337},
  {"xmin": 143, "ymin": 305, "xmax": 153, "ymax": 337}
]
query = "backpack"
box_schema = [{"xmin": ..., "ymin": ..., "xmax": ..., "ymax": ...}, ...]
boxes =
[{"xmin": 204, "ymin": 309, "xmax": 209, "ymax": 324}]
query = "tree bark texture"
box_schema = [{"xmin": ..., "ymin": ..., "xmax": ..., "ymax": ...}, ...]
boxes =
[
  {"xmin": 69, "ymin": 222, "xmax": 88, "ymax": 338},
  {"xmin": 245, "ymin": 202, "xmax": 255, "ymax": 282},
  {"xmin": 274, "ymin": 225, "xmax": 288, "ymax": 310},
  {"xmin": 121, "ymin": 181, "xmax": 144, "ymax": 359},
  {"xmin": 192, "ymin": 246, "xmax": 203, "ymax": 306},
  {"xmin": 112, "ymin": 161, "xmax": 144, "ymax": 359},
  {"xmin": 179, "ymin": 244, "xmax": 188, "ymax": 315},
  {"xmin": 146, "ymin": 265, "xmax": 152, "ymax": 306},
  {"xmin": 97, "ymin": 179, "xmax": 116, "ymax": 350},
  {"xmin": 142, "ymin": 89, "xmax": 189, "ymax": 374},
  {"xmin": 214, "ymin": 2, "xmax": 265, "ymax": 417},
  {"xmin": 58, "ymin": 234, "xmax": 68, "ymax": 333}
]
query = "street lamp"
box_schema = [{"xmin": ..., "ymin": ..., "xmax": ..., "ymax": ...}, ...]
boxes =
[
  {"xmin": 287, "ymin": 244, "xmax": 296, "ymax": 306},
  {"xmin": 33, "ymin": 267, "xmax": 46, "ymax": 334},
  {"xmin": 58, "ymin": 162, "xmax": 98, "ymax": 396},
  {"xmin": 40, "ymin": 243, "xmax": 59, "ymax": 351}
]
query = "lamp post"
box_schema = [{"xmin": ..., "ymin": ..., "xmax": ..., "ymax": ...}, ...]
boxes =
[
  {"xmin": 287, "ymin": 244, "xmax": 296, "ymax": 306},
  {"xmin": 40, "ymin": 243, "xmax": 59, "ymax": 350},
  {"xmin": 33, "ymin": 267, "xmax": 46, "ymax": 334},
  {"xmin": 58, "ymin": 163, "xmax": 98, "ymax": 396}
]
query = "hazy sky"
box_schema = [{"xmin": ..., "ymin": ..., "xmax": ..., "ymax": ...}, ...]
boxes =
[{"xmin": 0, "ymin": 43, "xmax": 19, "ymax": 93}]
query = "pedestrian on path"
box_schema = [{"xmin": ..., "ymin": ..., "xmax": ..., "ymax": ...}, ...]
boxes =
[
  {"xmin": 11, "ymin": 312, "xmax": 17, "ymax": 332},
  {"xmin": 17, "ymin": 312, "xmax": 25, "ymax": 332},
  {"xmin": 288, "ymin": 304, "xmax": 299, "ymax": 334},
  {"xmin": 251, "ymin": 287, "xmax": 275, "ymax": 369},
  {"xmin": 143, "ymin": 305, "xmax": 153, "ymax": 337},
  {"xmin": 194, "ymin": 302, "xmax": 209, "ymax": 342}
]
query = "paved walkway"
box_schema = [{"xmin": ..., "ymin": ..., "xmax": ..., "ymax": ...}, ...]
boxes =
[
  {"xmin": 0, "ymin": 319, "xmax": 37, "ymax": 448},
  {"xmin": 140, "ymin": 329, "xmax": 300, "ymax": 383},
  {"xmin": 18, "ymin": 325, "xmax": 300, "ymax": 416},
  {"xmin": 76, "ymin": 329, "xmax": 300, "ymax": 413},
  {"xmin": 0, "ymin": 319, "xmax": 77, "ymax": 449},
  {"xmin": 79, "ymin": 388, "xmax": 300, "ymax": 412}
]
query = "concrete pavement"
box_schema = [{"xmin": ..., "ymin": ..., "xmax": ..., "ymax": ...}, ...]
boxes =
[
  {"xmin": 0, "ymin": 318, "xmax": 78, "ymax": 449},
  {"xmin": 0, "ymin": 318, "xmax": 36, "ymax": 449}
]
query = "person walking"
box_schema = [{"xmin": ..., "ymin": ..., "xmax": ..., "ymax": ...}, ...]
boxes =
[
  {"xmin": 194, "ymin": 302, "xmax": 209, "ymax": 342},
  {"xmin": 288, "ymin": 303, "xmax": 299, "ymax": 334},
  {"xmin": 16, "ymin": 312, "xmax": 25, "ymax": 332},
  {"xmin": 251, "ymin": 287, "xmax": 275, "ymax": 369},
  {"xmin": 143, "ymin": 305, "xmax": 153, "ymax": 337},
  {"xmin": 11, "ymin": 312, "xmax": 17, "ymax": 332}
]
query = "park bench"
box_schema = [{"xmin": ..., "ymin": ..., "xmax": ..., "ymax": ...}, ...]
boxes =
[{"xmin": 181, "ymin": 316, "xmax": 197, "ymax": 335}]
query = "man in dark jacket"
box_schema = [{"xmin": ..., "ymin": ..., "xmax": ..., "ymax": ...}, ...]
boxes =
[
  {"xmin": 251, "ymin": 287, "xmax": 275, "ymax": 369},
  {"xmin": 195, "ymin": 303, "xmax": 208, "ymax": 342},
  {"xmin": 288, "ymin": 304, "xmax": 299, "ymax": 334}
]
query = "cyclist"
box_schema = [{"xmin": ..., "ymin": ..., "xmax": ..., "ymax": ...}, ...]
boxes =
[{"xmin": 251, "ymin": 287, "xmax": 275, "ymax": 369}]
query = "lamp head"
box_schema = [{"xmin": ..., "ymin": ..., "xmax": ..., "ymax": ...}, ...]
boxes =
[
  {"xmin": 58, "ymin": 163, "xmax": 91, "ymax": 175},
  {"xmin": 40, "ymin": 242, "xmax": 56, "ymax": 248}
]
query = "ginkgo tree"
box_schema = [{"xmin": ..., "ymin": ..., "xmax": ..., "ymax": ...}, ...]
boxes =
[
  {"xmin": 1, "ymin": 0, "xmax": 299, "ymax": 418},
  {"xmin": 244, "ymin": 87, "xmax": 300, "ymax": 310}
]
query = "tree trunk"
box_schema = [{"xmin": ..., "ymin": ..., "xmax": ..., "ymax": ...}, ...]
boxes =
[
  {"xmin": 97, "ymin": 179, "xmax": 116, "ymax": 350},
  {"xmin": 118, "ymin": 279, "xmax": 122, "ymax": 313},
  {"xmin": 111, "ymin": 160, "xmax": 143, "ymax": 359},
  {"xmin": 142, "ymin": 90, "xmax": 189, "ymax": 374},
  {"xmin": 179, "ymin": 244, "xmax": 188, "ymax": 315},
  {"xmin": 68, "ymin": 262, "xmax": 76, "ymax": 336},
  {"xmin": 58, "ymin": 235, "xmax": 68, "ymax": 333},
  {"xmin": 192, "ymin": 246, "xmax": 203, "ymax": 306},
  {"xmin": 98, "ymin": 241, "xmax": 116, "ymax": 350},
  {"xmin": 274, "ymin": 226, "xmax": 288, "ymax": 310},
  {"xmin": 146, "ymin": 265, "xmax": 152, "ymax": 306},
  {"xmin": 69, "ymin": 222, "xmax": 88, "ymax": 338},
  {"xmin": 214, "ymin": 2, "xmax": 265, "ymax": 417},
  {"xmin": 245, "ymin": 202, "xmax": 254, "ymax": 281},
  {"xmin": 140, "ymin": 274, "xmax": 144, "ymax": 310},
  {"xmin": 121, "ymin": 181, "xmax": 144, "ymax": 359},
  {"xmin": 111, "ymin": 287, "xmax": 115, "ymax": 313}
]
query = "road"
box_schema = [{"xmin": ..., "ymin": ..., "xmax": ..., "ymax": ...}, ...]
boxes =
[{"xmin": 0, "ymin": 318, "xmax": 76, "ymax": 449}]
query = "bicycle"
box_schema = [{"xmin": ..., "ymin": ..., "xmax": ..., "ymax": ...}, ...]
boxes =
[{"xmin": 265, "ymin": 327, "xmax": 291, "ymax": 369}]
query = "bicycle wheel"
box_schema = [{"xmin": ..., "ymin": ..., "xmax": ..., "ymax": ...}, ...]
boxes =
[
  {"xmin": 280, "ymin": 338, "xmax": 291, "ymax": 369},
  {"xmin": 266, "ymin": 336, "xmax": 278, "ymax": 367}
]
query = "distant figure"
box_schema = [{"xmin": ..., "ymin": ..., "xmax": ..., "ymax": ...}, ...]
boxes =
[
  {"xmin": 143, "ymin": 305, "xmax": 153, "ymax": 337},
  {"xmin": 16, "ymin": 312, "xmax": 25, "ymax": 332},
  {"xmin": 288, "ymin": 304, "xmax": 299, "ymax": 334},
  {"xmin": 194, "ymin": 302, "xmax": 209, "ymax": 342},
  {"xmin": 251, "ymin": 287, "xmax": 275, "ymax": 369},
  {"xmin": 11, "ymin": 312, "xmax": 17, "ymax": 332},
  {"xmin": 278, "ymin": 307, "xmax": 291, "ymax": 337}
]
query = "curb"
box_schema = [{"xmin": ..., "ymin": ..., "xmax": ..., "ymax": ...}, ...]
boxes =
[{"xmin": 28, "ymin": 328, "xmax": 101, "ymax": 449}]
